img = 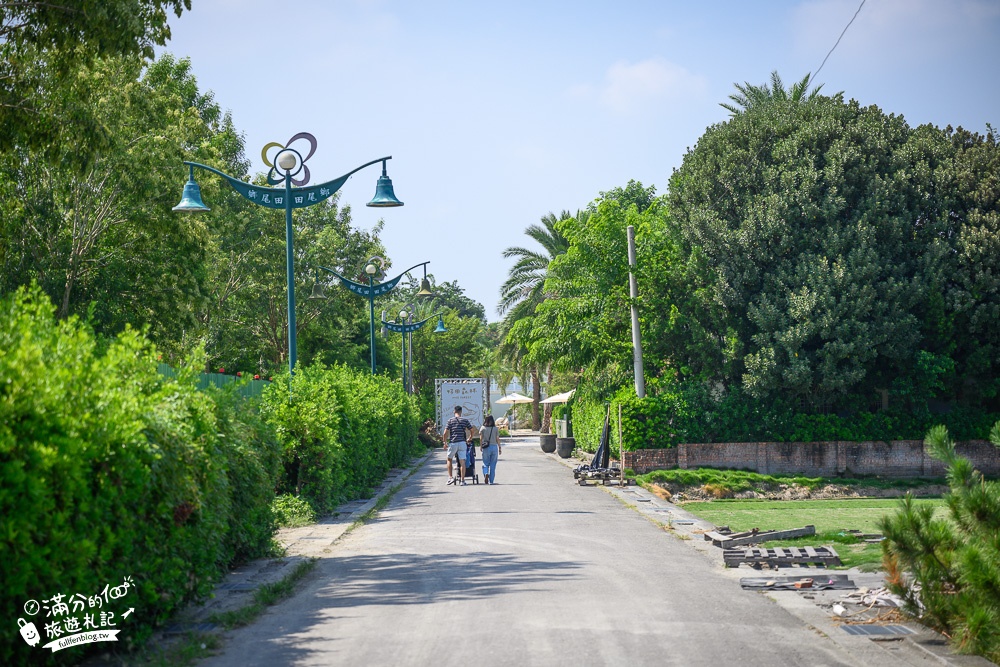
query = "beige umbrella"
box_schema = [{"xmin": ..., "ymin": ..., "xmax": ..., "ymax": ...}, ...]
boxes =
[
  {"xmin": 540, "ymin": 389, "xmax": 575, "ymax": 404},
  {"xmin": 495, "ymin": 392, "xmax": 533, "ymax": 404},
  {"xmin": 495, "ymin": 392, "xmax": 533, "ymax": 429}
]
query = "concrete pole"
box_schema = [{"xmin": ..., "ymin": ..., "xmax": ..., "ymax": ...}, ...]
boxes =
[
  {"xmin": 619, "ymin": 403, "xmax": 625, "ymax": 486},
  {"xmin": 626, "ymin": 225, "xmax": 646, "ymax": 399}
]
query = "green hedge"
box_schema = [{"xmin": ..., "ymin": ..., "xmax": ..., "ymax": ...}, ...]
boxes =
[
  {"xmin": 0, "ymin": 286, "xmax": 280, "ymax": 665},
  {"xmin": 572, "ymin": 382, "xmax": 1000, "ymax": 453},
  {"xmin": 261, "ymin": 363, "xmax": 421, "ymax": 514},
  {"xmin": 210, "ymin": 387, "xmax": 282, "ymax": 564}
]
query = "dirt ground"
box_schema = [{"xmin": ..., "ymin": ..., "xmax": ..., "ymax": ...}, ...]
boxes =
[{"xmin": 648, "ymin": 481, "xmax": 949, "ymax": 502}]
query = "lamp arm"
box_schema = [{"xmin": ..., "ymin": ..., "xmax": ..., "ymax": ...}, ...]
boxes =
[
  {"xmin": 183, "ymin": 161, "xmax": 240, "ymax": 184},
  {"xmin": 386, "ymin": 262, "xmax": 430, "ymax": 284},
  {"xmin": 301, "ymin": 261, "xmax": 425, "ymax": 286},
  {"xmin": 182, "ymin": 156, "xmax": 393, "ymax": 208},
  {"xmin": 411, "ymin": 312, "xmax": 441, "ymax": 328},
  {"xmin": 312, "ymin": 263, "xmax": 350, "ymax": 282}
]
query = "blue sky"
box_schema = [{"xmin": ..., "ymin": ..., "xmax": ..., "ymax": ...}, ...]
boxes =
[{"xmin": 161, "ymin": 0, "xmax": 1000, "ymax": 320}]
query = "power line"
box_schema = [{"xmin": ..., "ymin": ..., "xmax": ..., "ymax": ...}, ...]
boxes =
[{"xmin": 811, "ymin": 0, "xmax": 866, "ymax": 84}]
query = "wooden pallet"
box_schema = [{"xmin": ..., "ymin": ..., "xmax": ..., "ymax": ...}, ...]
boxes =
[
  {"xmin": 705, "ymin": 525, "xmax": 816, "ymax": 548},
  {"xmin": 724, "ymin": 545, "xmax": 841, "ymax": 569}
]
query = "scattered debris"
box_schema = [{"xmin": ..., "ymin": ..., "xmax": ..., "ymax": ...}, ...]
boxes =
[
  {"xmin": 841, "ymin": 624, "xmax": 915, "ymax": 637},
  {"xmin": 837, "ymin": 528, "xmax": 885, "ymax": 543},
  {"xmin": 657, "ymin": 481, "xmax": 948, "ymax": 502},
  {"xmin": 741, "ymin": 574, "xmax": 856, "ymax": 591},
  {"xmin": 839, "ymin": 586, "xmax": 904, "ymax": 608}
]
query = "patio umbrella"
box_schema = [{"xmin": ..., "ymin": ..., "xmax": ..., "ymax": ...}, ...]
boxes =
[
  {"xmin": 495, "ymin": 392, "xmax": 533, "ymax": 429},
  {"xmin": 540, "ymin": 389, "xmax": 575, "ymax": 404},
  {"xmin": 495, "ymin": 392, "xmax": 533, "ymax": 404}
]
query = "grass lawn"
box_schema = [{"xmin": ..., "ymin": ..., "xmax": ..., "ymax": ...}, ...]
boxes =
[
  {"xmin": 676, "ymin": 497, "xmax": 946, "ymax": 534},
  {"xmin": 678, "ymin": 497, "xmax": 948, "ymax": 571}
]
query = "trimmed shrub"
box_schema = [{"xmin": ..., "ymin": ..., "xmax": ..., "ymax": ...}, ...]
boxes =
[
  {"xmin": 209, "ymin": 386, "xmax": 282, "ymax": 564},
  {"xmin": 0, "ymin": 286, "xmax": 278, "ymax": 664},
  {"xmin": 260, "ymin": 363, "xmax": 422, "ymax": 514},
  {"xmin": 572, "ymin": 381, "xmax": 1000, "ymax": 452},
  {"xmin": 271, "ymin": 494, "xmax": 316, "ymax": 528}
]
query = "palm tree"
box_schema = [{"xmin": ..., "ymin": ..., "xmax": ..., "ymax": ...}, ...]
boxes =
[
  {"xmin": 497, "ymin": 211, "xmax": 572, "ymax": 317},
  {"xmin": 498, "ymin": 210, "xmax": 580, "ymax": 430},
  {"xmin": 720, "ymin": 71, "xmax": 824, "ymax": 116}
]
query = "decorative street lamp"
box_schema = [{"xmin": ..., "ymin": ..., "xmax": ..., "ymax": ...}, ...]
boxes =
[
  {"xmin": 311, "ymin": 259, "xmax": 431, "ymax": 375},
  {"xmin": 173, "ymin": 132, "xmax": 402, "ymax": 385},
  {"xmin": 384, "ymin": 309, "xmax": 446, "ymax": 393}
]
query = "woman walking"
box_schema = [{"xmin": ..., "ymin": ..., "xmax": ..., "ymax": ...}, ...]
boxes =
[{"xmin": 479, "ymin": 415, "xmax": 502, "ymax": 484}]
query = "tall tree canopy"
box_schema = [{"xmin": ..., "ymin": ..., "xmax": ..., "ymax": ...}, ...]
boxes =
[
  {"xmin": 668, "ymin": 89, "xmax": 1000, "ymax": 406},
  {"xmin": 0, "ymin": 54, "xmax": 243, "ymax": 348},
  {"xmin": 1, "ymin": 0, "xmax": 191, "ymax": 156}
]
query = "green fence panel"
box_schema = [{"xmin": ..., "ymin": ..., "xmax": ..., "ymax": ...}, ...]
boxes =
[{"xmin": 157, "ymin": 364, "xmax": 269, "ymax": 398}]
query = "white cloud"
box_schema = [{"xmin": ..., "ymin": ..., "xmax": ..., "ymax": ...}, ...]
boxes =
[{"xmin": 573, "ymin": 57, "xmax": 708, "ymax": 115}]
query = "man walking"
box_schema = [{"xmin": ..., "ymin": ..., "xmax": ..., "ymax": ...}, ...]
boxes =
[{"xmin": 442, "ymin": 405, "xmax": 473, "ymax": 486}]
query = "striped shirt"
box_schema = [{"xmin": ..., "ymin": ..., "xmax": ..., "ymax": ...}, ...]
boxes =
[{"xmin": 445, "ymin": 417, "xmax": 473, "ymax": 442}]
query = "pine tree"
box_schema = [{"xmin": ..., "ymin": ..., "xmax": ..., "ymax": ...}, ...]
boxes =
[{"xmin": 880, "ymin": 422, "xmax": 1000, "ymax": 661}]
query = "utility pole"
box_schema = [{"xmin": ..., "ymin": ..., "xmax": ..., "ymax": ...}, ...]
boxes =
[{"xmin": 626, "ymin": 225, "xmax": 646, "ymax": 398}]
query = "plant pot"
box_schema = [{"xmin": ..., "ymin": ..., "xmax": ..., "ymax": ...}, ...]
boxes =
[
  {"xmin": 556, "ymin": 437, "xmax": 575, "ymax": 459},
  {"xmin": 539, "ymin": 434, "xmax": 556, "ymax": 453}
]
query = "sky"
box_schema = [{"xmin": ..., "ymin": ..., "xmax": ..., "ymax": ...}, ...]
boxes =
[{"xmin": 160, "ymin": 0, "xmax": 1000, "ymax": 320}]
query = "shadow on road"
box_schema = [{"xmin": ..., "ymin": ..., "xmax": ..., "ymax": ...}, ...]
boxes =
[{"xmin": 313, "ymin": 552, "xmax": 583, "ymax": 607}]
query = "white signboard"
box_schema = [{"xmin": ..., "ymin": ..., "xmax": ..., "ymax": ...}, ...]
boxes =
[{"xmin": 436, "ymin": 378, "xmax": 487, "ymax": 433}]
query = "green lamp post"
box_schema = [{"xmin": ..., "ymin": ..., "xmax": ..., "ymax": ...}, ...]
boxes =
[
  {"xmin": 173, "ymin": 133, "xmax": 402, "ymax": 385},
  {"xmin": 310, "ymin": 259, "xmax": 432, "ymax": 375},
  {"xmin": 384, "ymin": 309, "xmax": 446, "ymax": 393}
]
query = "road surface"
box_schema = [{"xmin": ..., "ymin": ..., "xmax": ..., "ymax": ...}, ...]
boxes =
[{"xmin": 200, "ymin": 437, "xmax": 931, "ymax": 666}]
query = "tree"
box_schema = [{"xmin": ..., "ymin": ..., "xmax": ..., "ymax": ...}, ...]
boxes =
[
  {"xmin": 528, "ymin": 187, "xmax": 694, "ymax": 396},
  {"xmin": 498, "ymin": 211, "xmax": 573, "ymax": 317},
  {"xmin": 880, "ymin": 423, "xmax": 1000, "ymax": 663},
  {"xmin": 668, "ymin": 90, "xmax": 953, "ymax": 405},
  {"xmin": 720, "ymin": 71, "xmax": 824, "ymax": 116},
  {"xmin": 0, "ymin": 0, "xmax": 190, "ymax": 157},
  {"xmin": 469, "ymin": 322, "xmax": 504, "ymax": 407},
  {"xmin": 410, "ymin": 277, "xmax": 486, "ymax": 322},
  {"xmin": 594, "ymin": 179, "xmax": 658, "ymax": 214},
  {"xmin": 205, "ymin": 191, "xmax": 389, "ymax": 376},
  {"xmin": 938, "ymin": 126, "xmax": 1000, "ymax": 400},
  {"xmin": 409, "ymin": 311, "xmax": 483, "ymax": 416},
  {"xmin": 498, "ymin": 210, "xmax": 578, "ymax": 429},
  {"xmin": 0, "ymin": 54, "xmax": 242, "ymax": 350}
]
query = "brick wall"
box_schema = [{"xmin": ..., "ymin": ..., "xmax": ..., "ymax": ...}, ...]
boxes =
[{"xmin": 623, "ymin": 440, "xmax": 998, "ymax": 478}]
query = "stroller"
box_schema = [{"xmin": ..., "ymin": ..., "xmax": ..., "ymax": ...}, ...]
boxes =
[
  {"xmin": 453, "ymin": 441, "xmax": 480, "ymax": 484},
  {"xmin": 573, "ymin": 406, "xmax": 625, "ymax": 486}
]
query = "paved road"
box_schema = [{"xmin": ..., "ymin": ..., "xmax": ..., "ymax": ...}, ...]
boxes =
[{"xmin": 201, "ymin": 439, "xmax": 918, "ymax": 666}]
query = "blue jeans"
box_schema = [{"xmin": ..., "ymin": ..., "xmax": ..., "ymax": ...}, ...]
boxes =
[{"xmin": 481, "ymin": 444, "xmax": 499, "ymax": 483}]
